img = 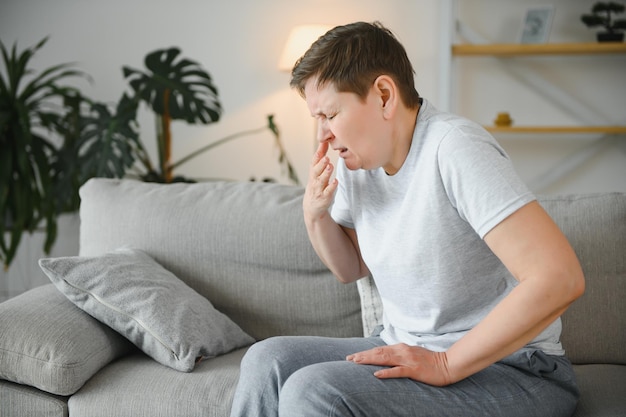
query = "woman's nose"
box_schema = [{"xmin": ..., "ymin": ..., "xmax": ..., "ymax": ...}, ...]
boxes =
[{"xmin": 316, "ymin": 119, "xmax": 333, "ymax": 143}]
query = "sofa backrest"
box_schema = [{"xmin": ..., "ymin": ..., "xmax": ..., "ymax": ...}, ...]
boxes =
[
  {"xmin": 80, "ymin": 181, "xmax": 625, "ymax": 364},
  {"xmin": 539, "ymin": 193, "xmax": 626, "ymax": 365},
  {"xmin": 79, "ymin": 179, "xmax": 363, "ymax": 341}
]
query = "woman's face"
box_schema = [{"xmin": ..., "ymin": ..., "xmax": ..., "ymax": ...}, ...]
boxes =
[{"xmin": 304, "ymin": 77, "xmax": 392, "ymax": 172}]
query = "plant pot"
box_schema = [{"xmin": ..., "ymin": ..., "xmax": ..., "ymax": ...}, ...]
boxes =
[{"xmin": 597, "ymin": 32, "xmax": 624, "ymax": 42}]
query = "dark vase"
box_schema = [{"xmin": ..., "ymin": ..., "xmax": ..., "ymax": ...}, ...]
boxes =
[{"xmin": 597, "ymin": 32, "xmax": 625, "ymax": 42}]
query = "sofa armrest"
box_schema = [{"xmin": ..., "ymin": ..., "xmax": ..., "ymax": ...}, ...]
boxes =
[{"xmin": 0, "ymin": 284, "xmax": 134, "ymax": 396}]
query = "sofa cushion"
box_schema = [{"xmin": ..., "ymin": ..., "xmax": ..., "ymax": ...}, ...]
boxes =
[
  {"xmin": 539, "ymin": 193, "xmax": 626, "ymax": 365},
  {"xmin": 68, "ymin": 349, "xmax": 247, "ymax": 417},
  {"xmin": 356, "ymin": 276, "xmax": 383, "ymax": 337},
  {"xmin": 0, "ymin": 284, "xmax": 134, "ymax": 396},
  {"xmin": 572, "ymin": 364, "xmax": 626, "ymax": 417},
  {"xmin": 78, "ymin": 179, "xmax": 363, "ymax": 340},
  {"xmin": 0, "ymin": 379, "xmax": 69, "ymax": 417},
  {"xmin": 39, "ymin": 248, "xmax": 254, "ymax": 373}
]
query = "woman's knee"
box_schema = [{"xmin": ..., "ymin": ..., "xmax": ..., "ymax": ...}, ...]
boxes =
[
  {"xmin": 278, "ymin": 362, "xmax": 374, "ymax": 417},
  {"xmin": 242, "ymin": 337, "xmax": 281, "ymax": 363},
  {"xmin": 240, "ymin": 336, "xmax": 317, "ymax": 386},
  {"xmin": 243, "ymin": 336, "xmax": 307, "ymax": 366},
  {"xmin": 279, "ymin": 364, "xmax": 335, "ymax": 416}
]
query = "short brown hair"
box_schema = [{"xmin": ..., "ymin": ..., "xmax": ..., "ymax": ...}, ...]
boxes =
[{"xmin": 290, "ymin": 21, "xmax": 420, "ymax": 109}]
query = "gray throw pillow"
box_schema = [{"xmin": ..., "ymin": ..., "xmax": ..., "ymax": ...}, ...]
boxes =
[
  {"xmin": 0, "ymin": 284, "xmax": 134, "ymax": 395},
  {"xmin": 39, "ymin": 247, "xmax": 255, "ymax": 372}
]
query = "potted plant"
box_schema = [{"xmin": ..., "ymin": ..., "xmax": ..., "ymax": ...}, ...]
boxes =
[
  {"xmin": 121, "ymin": 47, "xmax": 221, "ymax": 183},
  {"xmin": 50, "ymin": 91, "xmax": 141, "ymax": 212},
  {"xmin": 120, "ymin": 47, "xmax": 299, "ymax": 184},
  {"xmin": 581, "ymin": 2, "xmax": 626, "ymax": 42},
  {"xmin": 0, "ymin": 37, "xmax": 137, "ymax": 269}
]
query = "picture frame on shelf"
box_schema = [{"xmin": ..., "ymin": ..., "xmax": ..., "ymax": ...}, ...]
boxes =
[{"xmin": 519, "ymin": 5, "xmax": 555, "ymax": 44}]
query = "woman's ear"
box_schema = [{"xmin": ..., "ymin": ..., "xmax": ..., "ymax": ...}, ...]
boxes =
[{"xmin": 373, "ymin": 75, "xmax": 398, "ymax": 119}]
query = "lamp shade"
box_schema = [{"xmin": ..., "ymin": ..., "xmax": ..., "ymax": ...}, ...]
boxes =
[{"xmin": 278, "ymin": 24, "xmax": 333, "ymax": 71}]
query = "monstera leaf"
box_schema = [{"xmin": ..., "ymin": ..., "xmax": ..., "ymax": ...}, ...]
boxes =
[
  {"xmin": 123, "ymin": 47, "xmax": 222, "ymax": 123},
  {"xmin": 79, "ymin": 94, "xmax": 141, "ymax": 178},
  {"xmin": 122, "ymin": 47, "xmax": 222, "ymax": 182}
]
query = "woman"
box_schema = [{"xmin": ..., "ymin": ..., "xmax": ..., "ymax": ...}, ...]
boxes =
[{"xmin": 230, "ymin": 21, "xmax": 584, "ymax": 417}]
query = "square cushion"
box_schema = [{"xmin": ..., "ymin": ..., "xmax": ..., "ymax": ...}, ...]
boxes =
[
  {"xmin": 67, "ymin": 349, "xmax": 247, "ymax": 417},
  {"xmin": 39, "ymin": 247, "xmax": 254, "ymax": 372},
  {"xmin": 0, "ymin": 284, "xmax": 134, "ymax": 395}
]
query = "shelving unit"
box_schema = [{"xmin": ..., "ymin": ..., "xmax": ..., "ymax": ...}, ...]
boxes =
[
  {"xmin": 451, "ymin": 42, "xmax": 626, "ymax": 135},
  {"xmin": 441, "ymin": 0, "xmax": 626, "ymax": 193}
]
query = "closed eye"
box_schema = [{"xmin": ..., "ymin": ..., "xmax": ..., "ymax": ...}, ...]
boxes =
[{"xmin": 313, "ymin": 111, "xmax": 337, "ymax": 121}]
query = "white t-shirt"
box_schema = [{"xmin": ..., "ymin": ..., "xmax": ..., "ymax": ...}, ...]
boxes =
[{"xmin": 331, "ymin": 99, "xmax": 564, "ymax": 356}]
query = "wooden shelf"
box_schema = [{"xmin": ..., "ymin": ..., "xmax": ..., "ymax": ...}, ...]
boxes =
[
  {"xmin": 453, "ymin": 42, "xmax": 626, "ymax": 137},
  {"xmin": 452, "ymin": 42, "xmax": 626, "ymax": 56},
  {"xmin": 485, "ymin": 126, "xmax": 626, "ymax": 134}
]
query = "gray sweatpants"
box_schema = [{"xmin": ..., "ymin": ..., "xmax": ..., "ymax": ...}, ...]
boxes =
[{"xmin": 229, "ymin": 335, "xmax": 579, "ymax": 417}]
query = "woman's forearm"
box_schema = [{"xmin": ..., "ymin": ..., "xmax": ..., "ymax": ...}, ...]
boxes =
[
  {"xmin": 445, "ymin": 201, "xmax": 585, "ymax": 382},
  {"xmin": 305, "ymin": 211, "xmax": 370, "ymax": 283},
  {"xmin": 445, "ymin": 271, "xmax": 582, "ymax": 383}
]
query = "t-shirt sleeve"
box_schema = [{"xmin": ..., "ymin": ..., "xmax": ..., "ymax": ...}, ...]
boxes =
[{"xmin": 437, "ymin": 126, "xmax": 535, "ymax": 238}]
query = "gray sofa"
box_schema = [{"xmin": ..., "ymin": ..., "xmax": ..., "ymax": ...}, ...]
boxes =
[{"xmin": 0, "ymin": 179, "xmax": 624, "ymax": 417}]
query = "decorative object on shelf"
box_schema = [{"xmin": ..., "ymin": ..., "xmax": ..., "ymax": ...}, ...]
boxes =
[
  {"xmin": 493, "ymin": 112, "xmax": 513, "ymax": 127},
  {"xmin": 519, "ymin": 6, "xmax": 555, "ymax": 44},
  {"xmin": 581, "ymin": 2, "xmax": 626, "ymax": 42}
]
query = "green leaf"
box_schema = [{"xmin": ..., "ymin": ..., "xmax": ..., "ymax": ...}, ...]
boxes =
[
  {"xmin": 0, "ymin": 37, "xmax": 86, "ymax": 267},
  {"xmin": 123, "ymin": 47, "xmax": 222, "ymax": 125}
]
